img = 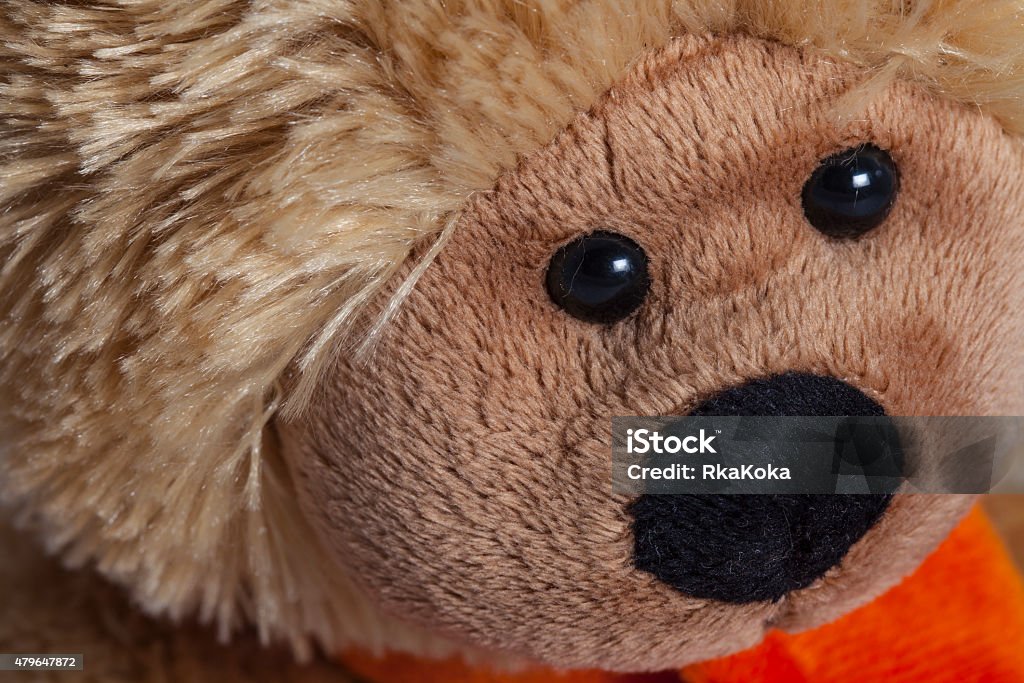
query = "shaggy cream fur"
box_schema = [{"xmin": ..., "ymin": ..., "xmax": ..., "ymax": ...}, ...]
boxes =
[{"xmin": 3, "ymin": 0, "xmax": 1024, "ymax": 662}]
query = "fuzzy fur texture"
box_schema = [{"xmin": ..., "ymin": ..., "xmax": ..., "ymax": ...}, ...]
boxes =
[
  {"xmin": 3, "ymin": 0, "xmax": 1024, "ymax": 668},
  {"xmin": 284, "ymin": 34, "xmax": 1018, "ymax": 670},
  {"xmin": 0, "ymin": 518, "xmax": 359, "ymax": 683}
]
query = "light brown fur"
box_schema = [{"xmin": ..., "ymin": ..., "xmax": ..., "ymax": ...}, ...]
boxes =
[
  {"xmin": 283, "ymin": 35, "xmax": 1021, "ymax": 670},
  {"xmin": 0, "ymin": 518, "xmax": 357, "ymax": 682},
  {"xmin": 3, "ymin": 0, "xmax": 1024, "ymax": 675}
]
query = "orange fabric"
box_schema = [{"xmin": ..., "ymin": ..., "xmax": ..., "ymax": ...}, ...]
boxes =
[
  {"xmin": 686, "ymin": 505, "xmax": 1024, "ymax": 683},
  {"xmin": 342, "ymin": 506, "xmax": 1024, "ymax": 683}
]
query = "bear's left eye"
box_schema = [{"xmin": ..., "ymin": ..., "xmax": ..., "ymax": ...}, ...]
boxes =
[
  {"xmin": 545, "ymin": 231, "xmax": 650, "ymax": 324},
  {"xmin": 801, "ymin": 144, "xmax": 899, "ymax": 239}
]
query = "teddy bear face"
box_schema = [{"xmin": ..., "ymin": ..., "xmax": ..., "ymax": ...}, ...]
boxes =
[{"xmin": 279, "ymin": 35, "xmax": 1023, "ymax": 671}]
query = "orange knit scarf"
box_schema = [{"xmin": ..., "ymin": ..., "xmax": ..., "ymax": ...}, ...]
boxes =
[{"xmin": 341, "ymin": 506, "xmax": 1024, "ymax": 682}]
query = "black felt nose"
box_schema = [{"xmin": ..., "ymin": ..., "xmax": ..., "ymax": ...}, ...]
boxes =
[{"xmin": 630, "ymin": 373, "xmax": 893, "ymax": 604}]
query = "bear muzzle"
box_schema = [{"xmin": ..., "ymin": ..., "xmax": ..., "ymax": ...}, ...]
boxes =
[{"xmin": 629, "ymin": 373, "xmax": 894, "ymax": 604}]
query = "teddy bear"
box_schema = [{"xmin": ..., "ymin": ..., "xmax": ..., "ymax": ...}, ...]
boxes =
[{"xmin": 4, "ymin": 0, "xmax": 1024, "ymax": 681}]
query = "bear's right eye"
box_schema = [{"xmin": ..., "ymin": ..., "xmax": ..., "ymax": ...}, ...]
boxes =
[{"xmin": 545, "ymin": 231, "xmax": 650, "ymax": 324}]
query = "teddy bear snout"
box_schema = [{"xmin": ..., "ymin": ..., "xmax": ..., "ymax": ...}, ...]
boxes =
[{"xmin": 629, "ymin": 373, "xmax": 895, "ymax": 604}]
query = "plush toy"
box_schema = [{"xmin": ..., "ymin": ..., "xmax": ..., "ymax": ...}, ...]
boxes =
[{"xmin": 4, "ymin": 1, "xmax": 1024, "ymax": 681}]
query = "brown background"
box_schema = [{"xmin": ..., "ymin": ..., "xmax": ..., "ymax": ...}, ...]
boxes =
[{"xmin": 986, "ymin": 495, "xmax": 1024, "ymax": 568}]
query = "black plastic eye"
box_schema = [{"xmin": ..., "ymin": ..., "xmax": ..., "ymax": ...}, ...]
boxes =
[
  {"xmin": 545, "ymin": 231, "xmax": 650, "ymax": 324},
  {"xmin": 802, "ymin": 145, "xmax": 899, "ymax": 239}
]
